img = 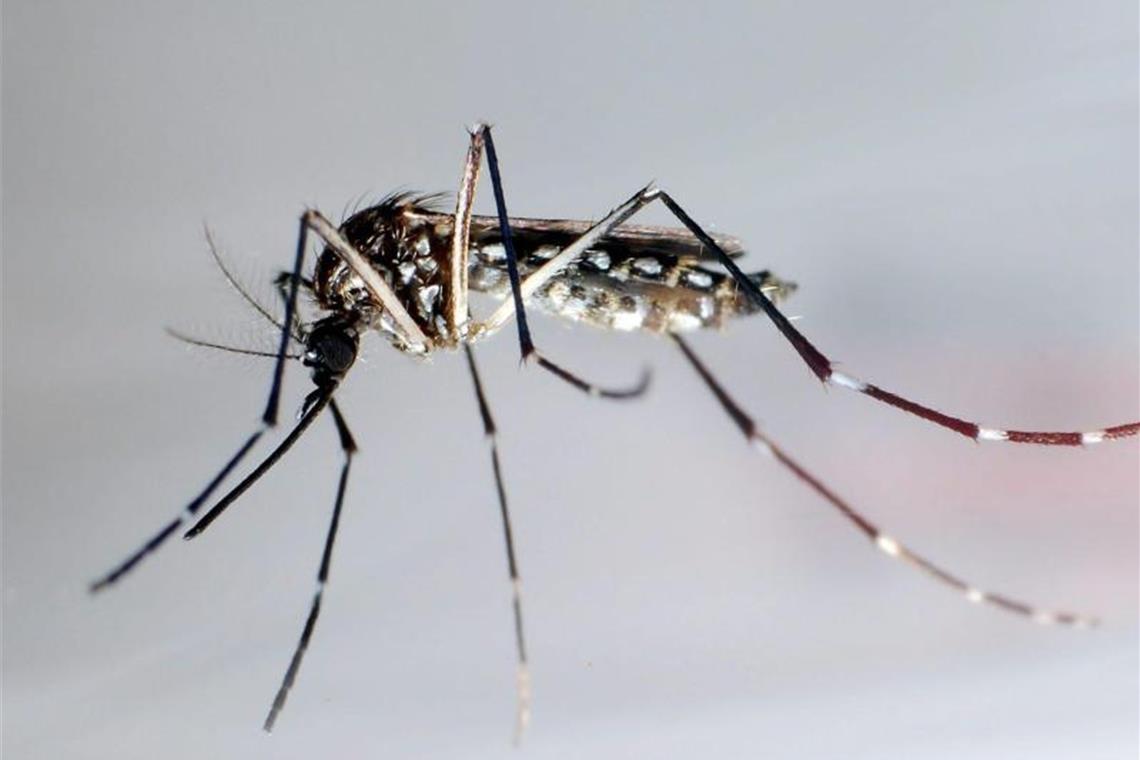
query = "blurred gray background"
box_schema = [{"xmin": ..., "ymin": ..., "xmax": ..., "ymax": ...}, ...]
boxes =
[{"xmin": 4, "ymin": 2, "xmax": 1137, "ymax": 758}]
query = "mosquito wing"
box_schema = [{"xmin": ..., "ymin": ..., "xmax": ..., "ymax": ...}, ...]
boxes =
[{"xmin": 467, "ymin": 214, "xmax": 745, "ymax": 261}]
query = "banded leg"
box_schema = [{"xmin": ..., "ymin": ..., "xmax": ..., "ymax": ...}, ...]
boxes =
[
  {"xmin": 180, "ymin": 200, "xmax": 421, "ymax": 539},
  {"xmin": 264, "ymin": 398, "xmax": 357, "ymax": 732},
  {"xmin": 463, "ymin": 345, "xmax": 531, "ymax": 744},
  {"xmin": 481, "ymin": 181, "xmax": 1137, "ymax": 445},
  {"xmin": 674, "ymin": 333, "xmax": 1096, "ymax": 627},
  {"xmin": 477, "ymin": 126, "xmax": 649, "ymax": 400},
  {"xmin": 184, "ymin": 385, "xmax": 337, "ymax": 539},
  {"xmin": 89, "ymin": 217, "xmax": 314, "ymax": 592},
  {"xmin": 651, "ymin": 191, "xmax": 1139, "ymax": 446}
]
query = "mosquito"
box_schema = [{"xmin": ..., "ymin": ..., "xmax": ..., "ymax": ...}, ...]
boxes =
[{"xmin": 90, "ymin": 123, "xmax": 1140, "ymax": 739}]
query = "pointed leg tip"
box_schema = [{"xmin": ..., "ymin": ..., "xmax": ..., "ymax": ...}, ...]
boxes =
[{"xmin": 512, "ymin": 712, "xmax": 531, "ymax": 748}]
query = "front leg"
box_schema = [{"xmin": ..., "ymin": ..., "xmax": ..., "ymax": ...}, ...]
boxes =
[
  {"xmin": 468, "ymin": 126, "xmax": 652, "ymax": 399},
  {"xmin": 444, "ymin": 124, "xmax": 485, "ymax": 340}
]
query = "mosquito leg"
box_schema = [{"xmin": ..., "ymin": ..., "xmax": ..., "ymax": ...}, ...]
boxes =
[
  {"xmin": 674, "ymin": 333, "xmax": 1096, "ymax": 627},
  {"xmin": 263, "ymin": 398, "xmax": 357, "ymax": 732},
  {"xmin": 184, "ymin": 385, "xmax": 336, "ymax": 540},
  {"xmin": 478, "ymin": 127, "xmax": 650, "ymax": 400},
  {"xmin": 273, "ymin": 270, "xmax": 314, "ymax": 294},
  {"xmin": 653, "ymin": 191, "xmax": 1138, "ymax": 445},
  {"xmin": 444, "ymin": 125, "xmax": 484, "ymax": 337},
  {"xmin": 263, "ymin": 217, "xmax": 311, "ymax": 426},
  {"xmin": 137, "ymin": 208, "xmax": 393, "ymax": 544},
  {"xmin": 474, "ymin": 179, "xmax": 1135, "ymax": 440},
  {"xmin": 271, "ymin": 270, "xmax": 312, "ymax": 341},
  {"xmin": 480, "ymin": 128, "xmax": 533, "ymax": 365},
  {"xmin": 463, "ymin": 345, "xmax": 532, "ymax": 744},
  {"xmin": 89, "ymin": 431, "xmax": 264, "ymax": 592},
  {"xmin": 89, "ymin": 217, "xmax": 315, "ymax": 593},
  {"xmin": 177, "ymin": 205, "xmax": 411, "ymax": 540}
]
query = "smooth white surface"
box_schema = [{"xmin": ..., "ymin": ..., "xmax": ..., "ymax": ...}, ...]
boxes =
[{"xmin": 4, "ymin": 2, "xmax": 1137, "ymax": 759}]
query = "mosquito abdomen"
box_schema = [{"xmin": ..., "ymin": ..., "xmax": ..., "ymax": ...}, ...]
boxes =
[{"xmin": 468, "ymin": 239, "xmax": 797, "ymax": 334}]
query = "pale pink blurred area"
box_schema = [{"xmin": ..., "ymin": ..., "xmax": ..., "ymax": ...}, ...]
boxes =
[{"xmin": 4, "ymin": 2, "xmax": 1137, "ymax": 759}]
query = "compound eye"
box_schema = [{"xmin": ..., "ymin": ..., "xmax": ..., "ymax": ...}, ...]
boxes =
[{"xmin": 308, "ymin": 325, "xmax": 357, "ymax": 375}]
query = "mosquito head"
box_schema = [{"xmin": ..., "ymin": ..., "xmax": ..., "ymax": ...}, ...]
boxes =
[{"xmin": 304, "ymin": 317, "xmax": 360, "ymax": 386}]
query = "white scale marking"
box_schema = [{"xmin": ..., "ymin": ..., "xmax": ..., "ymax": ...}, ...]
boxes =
[
  {"xmin": 516, "ymin": 665, "xmax": 532, "ymax": 698},
  {"xmin": 977, "ymin": 428, "xmax": 1009, "ymax": 442},
  {"xmin": 697, "ymin": 296, "xmax": 715, "ymax": 320},
  {"xmin": 684, "ymin": 270, "xmax": 714, "ymax": 288},
  {"xmin": 875, "ymin": 534, "xmax": 902, "ymax": 558},
  {"xmin": 416, "ymin": 284, "xmax": 441, "ymax": 315},
  {"xmin": 965, "ymin": 587, "xmax": 986, "ymax": 604},
  {"xmin": 750, "ymin": 437, "xmax": 774, "ymax": 457},
  {"xmin": 667, "ymin": 312, "xmax": 702, "ymax": 331},
  {"xmin": 586, "ymin": 250, "xmax": 611, "ymax": 270},
  {"xmin": 1081, "ymin": 431, "xmax": 1105, "ymax": 445},
  {"xmin": 480, "ymin": 243, "xmax": 506, "ymax": 261},
  {"xmin": 611, "ymin": 310, "xmax": 644, "ymax": 331},
  {"xmin": 632, "ymin": 257, "xmax": 663, "ymax": 276},
  {"xmin": 828, "ymin": 370, "xmax": 868, "ymax": 392},
  {"xmin": 515, "ymin": 665, "xmax": 533, "ymax": 739}
]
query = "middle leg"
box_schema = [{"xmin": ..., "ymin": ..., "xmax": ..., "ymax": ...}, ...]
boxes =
[
  {"xmin": 463, "ymin": 344, "xmax": 532, "ymax": 744},
  {"xmin": 263, "ymin": 398, "xmax": 358, "ymax": 732},
  {"xmin": 474, "ymin": 126, "xmax": 650, "ymax": 399}
]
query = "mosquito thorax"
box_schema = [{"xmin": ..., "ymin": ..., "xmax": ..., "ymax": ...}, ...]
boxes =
[{"xmin": 314, "ymin": 194, "xmax": 452, "ymax": 354}]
